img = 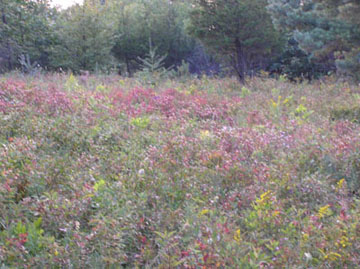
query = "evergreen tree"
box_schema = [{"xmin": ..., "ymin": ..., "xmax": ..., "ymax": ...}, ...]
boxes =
[
  {"xmin": 189, "ymin": 0, "xmax": 283, "ymax": 83},
  {"xmin": 110, "ymin": 0, "xmax": 195, "ymax": 76},
  {"xmin": 268, "ymin": 0, "xmax": 360, "ymax": 80},
  {"xmin": 269, "ymin": 37, "xmax": 325, "ymax": 81}
]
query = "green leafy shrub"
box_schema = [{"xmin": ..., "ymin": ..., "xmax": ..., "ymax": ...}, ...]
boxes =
[{"xmin": 330, "ymin": 106, "xmax": 360, "ymax": 123}]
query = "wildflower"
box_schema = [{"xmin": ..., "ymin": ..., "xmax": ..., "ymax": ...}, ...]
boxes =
[
  {"xmin": 181, "ymin": 250, "xmax": 190, "ymax": 257},
  {"xmin": 336, "ymin": 178, "xmax": 345, "ymax": 191},
  {"xmin": 317, "ymin": 205, "xmax": 332, "ymax": 219},
  {"xmin": 271, "ymin": 99, "xmax": 278, "ymax": 108},
  {"xmin": 324, "ymin": 252, "xmax": 341, "ymax": 261},
  {"xmin": 130, "ymin": 117, "xmax": 150, "ymax": 128},
  {"xmin": 18, "ymin": 233, "xmax": 28, "ymax": 245},
  {"xmin": 234, "ymin": 229, "xmax": 241, "ymax": 243},
  {"xmin": 272, "ymin": 210, "xmax": 280, "ymax": 217},
  {"xmin": 260, "ymin": 190, "xmax": 271, "ymax": 200},
  {"xmin": 295, "ymin": 104, "xmax": 307, "ymax": 114},
  {"xmin": 199, "ymin": 209, "xmax": 210, "ymax": 216},
  {"xmin": 199, "ymin": 130, "xmax": 212, "ymax": 140},
  {"xmin": 184, "ymin": 90, "xmax": 191, "ymax": 95},
  {"xmin": 339, "ymin": 235, "xmax": 351, "ymax": 248},
  {"xmin": 93, "ymin": 179, "xmax": 106, "ymax": 192},
  {"xmin": 303, "ymin": 233, "xmax": 309, "ymax": 242},
  {"xmin": 256, "ymin": 190, "xmax": 272, "ymax": 206},
  {"xmin": 138, "ymin": 169, "xmax": 145, "ymax": 176}
]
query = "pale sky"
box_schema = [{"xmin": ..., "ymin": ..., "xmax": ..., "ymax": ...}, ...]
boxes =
[{"xmin": 51, "ymin": 0, "xmax": 83, "ymax": 9}]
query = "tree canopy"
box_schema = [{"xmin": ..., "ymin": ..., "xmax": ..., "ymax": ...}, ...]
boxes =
[
  {"xmin": 189, "ymin": 0, "xmax": 283, "ymax": 82},
  {"xmin": 268, "ymin": 0, "xmax": 360, "ymax": 80},
  {"xmin": 0, "ymin": 0, "xmax": 55, "ymax": 71},
  {"xmin": 0, "ymin": 0, "xmax": 360, "ymax": 81}
]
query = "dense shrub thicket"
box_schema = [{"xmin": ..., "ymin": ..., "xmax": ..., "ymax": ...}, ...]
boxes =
[{"xmin": 0, "ymin": 74, "xmax": 359, "ymax": 267}]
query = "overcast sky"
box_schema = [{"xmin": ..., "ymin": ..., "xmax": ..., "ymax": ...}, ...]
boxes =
[{"xmin": 51, "ymin": 0, "xmax": 83, "ymax": 9}]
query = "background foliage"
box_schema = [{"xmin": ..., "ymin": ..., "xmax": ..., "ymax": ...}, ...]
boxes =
[{"xmin": 1, "ymin": 0, "xmax": 360, "ymax": 81}]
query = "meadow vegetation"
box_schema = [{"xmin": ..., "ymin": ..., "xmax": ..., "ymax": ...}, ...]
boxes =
[{"xmin": 0, "ymin": 73, "xmax": 360, "ymax": 267}]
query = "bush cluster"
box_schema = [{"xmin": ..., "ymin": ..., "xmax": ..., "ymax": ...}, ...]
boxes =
[{"xmin": 0, "ymin": 74, "xmax": 360, "ymax": 267}]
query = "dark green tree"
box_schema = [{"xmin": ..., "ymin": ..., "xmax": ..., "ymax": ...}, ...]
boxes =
[
  {"xmin": 0, "ymin": 0, "xmax": 55, "ymax": 72},
  {"xmin": 49, "ymin": 1, "xmax": 116, "ymax": 72},
  {"xmin": 189, "ymin": 0, "xmax": 283, "ymax": 83},
  {"xmin": 268, "ymin": 0, "xmax": 360, "ymax": 80},
  {"xmin": 110, "ymin": 0, "xmax": 195, "ymax": 76},
  {"xmin": 269, "ymin": 37, "xmax": 326, "ymax": 81}
]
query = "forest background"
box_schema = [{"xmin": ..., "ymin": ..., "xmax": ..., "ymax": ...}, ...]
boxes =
[{"xmin": 1, "ymin": 0, "xmax": 360, "ymax": 83}]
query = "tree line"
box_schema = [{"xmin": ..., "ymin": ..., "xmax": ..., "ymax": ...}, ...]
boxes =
[{"xmin": 1, "ymin": 0, "xmax": 359, "ymax": 82}]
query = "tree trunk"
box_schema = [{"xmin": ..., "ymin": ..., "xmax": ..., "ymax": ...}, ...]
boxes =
[
  {"xmin": 1, "ymin": 8, "xmax": 6, "ymax": 24},
  {"xmin": 1, "ymin": 7, "xmax": 13, "ymax": 70},
  {"xmin": 234, "ymin": 38, "xmax": 247, "ymax": 84},
  {"xmin": 125, "ymin": 55, "xmax": 131, "ymax": 77},
  {"xmin": 7, "ymin": 43, "xmax": 13, "ymax": 70}
]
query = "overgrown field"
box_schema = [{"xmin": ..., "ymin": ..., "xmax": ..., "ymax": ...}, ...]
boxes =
[{"xmin": 1, "ymin": 74, "xmax": 360, "ymax": 268}]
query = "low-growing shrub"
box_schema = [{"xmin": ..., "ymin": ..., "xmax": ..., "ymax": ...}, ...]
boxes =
[
  {"xmin": 1, "ymin": 74, "xmax": 360, "ymax": 267},
  {"xmin": 330, "ymin": 106, "xmax": 360, "ymax": 123}
]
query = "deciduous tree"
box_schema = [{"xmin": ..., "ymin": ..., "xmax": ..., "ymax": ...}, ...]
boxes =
[
  {"xmin": 0, "ymin": 0, "xmax": 54, "ymax": 71},
  {"xmin": 49, "ymin": 1, "xmax": 116, "ymax": 72}
]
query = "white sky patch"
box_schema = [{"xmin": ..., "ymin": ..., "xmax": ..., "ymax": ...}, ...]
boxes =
[{"xmin": 51, "ymin": 0, "xmax": 84, "ymax": 9}]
